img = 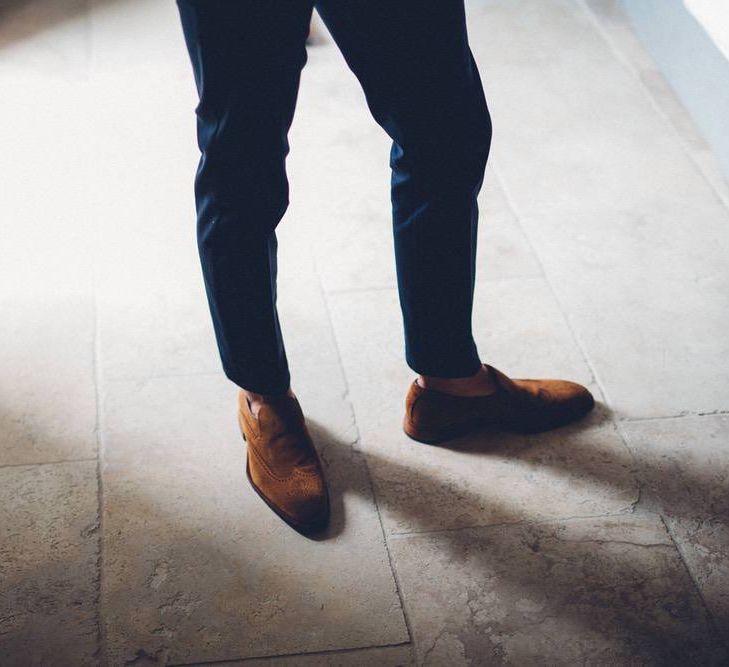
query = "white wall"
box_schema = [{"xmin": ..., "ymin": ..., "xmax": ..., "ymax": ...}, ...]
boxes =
[
  {"xmin": 621, "ymin": 0, "xmax": 729, "ymax": 183},
  {"xmin": 685, "ymin": 0, "xmax": 729, "ymax": 60}
]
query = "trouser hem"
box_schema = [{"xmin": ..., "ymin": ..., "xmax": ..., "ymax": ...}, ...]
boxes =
[
  {"xmin": 224, "ymin": 367, "xmax": 291, "ymax": 396},
  {"xmin": 405, "ymin": 351, "xmax": 482, "ymax": 379}
]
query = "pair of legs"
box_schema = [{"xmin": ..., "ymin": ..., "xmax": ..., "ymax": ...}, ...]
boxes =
[{"xmin": 176, "ymin": 0, "xmax": 494, "ymax": 403}]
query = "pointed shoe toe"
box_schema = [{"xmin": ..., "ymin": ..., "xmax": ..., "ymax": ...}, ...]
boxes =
[{"xmin": 510, "ymin": 377, "xmax": 595, "ymax": 433}]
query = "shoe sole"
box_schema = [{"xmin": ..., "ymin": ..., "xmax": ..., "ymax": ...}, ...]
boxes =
[
  {"xmin": 402, "ymin": 403, "xmax": 595, "ymax": 444},
  {"xmin": 402, "ymin": 416, "xmax": 479, "ymax": 445},
  {"xmin": 238, "ymin": 412, "xmax": 330, "ymax": 537}
]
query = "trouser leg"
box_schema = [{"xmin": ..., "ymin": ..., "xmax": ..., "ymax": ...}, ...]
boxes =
[
  {"xmin": 315, "ymin": 0, "xmax": 491, "ymax": 377},
  {"xmin": 176, "ymin": 0, "xmax": 314, "ymax": 394}
]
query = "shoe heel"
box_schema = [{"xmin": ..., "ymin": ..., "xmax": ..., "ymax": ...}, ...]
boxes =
[{"xmin": 402, "ymin": 416, "xmax": 448, "ymax": 445}]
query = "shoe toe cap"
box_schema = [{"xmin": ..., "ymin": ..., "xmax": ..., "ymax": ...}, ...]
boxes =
[
  {"xmin": 516, "ymin": 379, "xmax": 595, "ymax": 432},
  {"xmin": 547, "ymin": 380, "xmax": 595, "ymax": 423},
  {"xmin": 282, "ymin": 477, "xmax": 330, "ymax": 530}
]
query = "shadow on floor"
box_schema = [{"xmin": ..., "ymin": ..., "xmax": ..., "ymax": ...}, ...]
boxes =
[{"xmin": 307, "ymin": 410, "xmax": 728, "ymax": 663}]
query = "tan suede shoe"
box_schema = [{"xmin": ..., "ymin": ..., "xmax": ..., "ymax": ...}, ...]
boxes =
[
  {"xmin": 238, "ymin": 391, "xmax": 330, "ymax": 535},
  {"xmin": 403, "ymin": 364, "xmax": 595, "ymax": 443}
]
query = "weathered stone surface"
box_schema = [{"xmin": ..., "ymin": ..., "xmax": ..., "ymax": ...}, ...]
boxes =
[
  {"xmin": 0, "ymin": 461, "xmax": 99, "ymax": 666},
  {"xmin": 100, "ymin": 373, "xmax": 408, "ymax": 665},
  {"xmin": 622, "ymin": 415, "xmax": 729, "ymax": 639},
  {"xmin": 3, "ymin": 0, "xmax": 729, "ymax": 664},
  {"xmin": 328, "ymin": 281, "xmax": 638, "ymax": 535},
  {"xmin": 100, "ymin": 250, "xmax": 407, "ymax": 665},
  {"xmin": 389, "ymin": 514, "xmax": 727, "ymax": 665}
]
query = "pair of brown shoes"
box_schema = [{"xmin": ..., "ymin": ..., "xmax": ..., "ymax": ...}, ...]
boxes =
[{"xmin": 237, "ymin": 364, "xmax": 594, "ymax": 535}]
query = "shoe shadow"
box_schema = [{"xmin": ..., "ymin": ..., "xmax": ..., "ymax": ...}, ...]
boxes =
[{"xmin": 304, "ymin": 402, "xmax": 728, "ymax": 662}]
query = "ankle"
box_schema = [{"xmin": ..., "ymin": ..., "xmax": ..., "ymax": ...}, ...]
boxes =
[
  {"xmin": 243, "ymin": 387, "xmax": 295, "ymax": 416},
  {"xmin": 417, "ymin": 364, "xmax": 497, "ymax": 397}
]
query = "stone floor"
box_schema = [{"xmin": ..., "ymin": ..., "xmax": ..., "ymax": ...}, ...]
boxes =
[{"xmin": 1, "ymin": 0, "xmax": 728, "ymax": 665}]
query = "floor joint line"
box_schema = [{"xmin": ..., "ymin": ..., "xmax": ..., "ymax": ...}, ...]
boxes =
[{"xmin": 310, "ymin": 247, "xmax": 416, "ymax": 651}]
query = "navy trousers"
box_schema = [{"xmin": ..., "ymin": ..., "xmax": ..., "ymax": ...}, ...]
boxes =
[{"xmin": 176, "ymin": 0, "xmax": 492, "ymax": 394}]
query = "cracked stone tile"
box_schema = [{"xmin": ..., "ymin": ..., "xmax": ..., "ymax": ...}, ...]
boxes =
[
  {"xmin": 101, "ymin": 374, "xmax": 407, "ymax": 665},
  {"xmin": 622, "ymin": 414, "xmax": 729, "ymax": 639},
  {"xmin": 465, "ymin": 0, "xmax": 729, "ymax": 418},
  {"xmin": 0, "ymin": 294, "xmax": 96, "ymax": 465},
  {"xmin": 0, "ymin": 461, "xmax": 99, "ymax": 666},
  {"xmin": 190, "ymin": 644, "xmax": 415, "ymax": 666},
  {"xmin": 388, "ymin": 514, "xmax": 727, "ymax": 665},
  {"xmin": 327, "ymin": 280, "xmax": 638, "ymax": 535}
]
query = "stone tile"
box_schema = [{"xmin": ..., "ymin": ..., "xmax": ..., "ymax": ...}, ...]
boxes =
[
  {"xmin": 97, "ymin": 236, "xmax": 408, "ymax": 664},
  {"xmin": 101, "ymin": 374, "xmax": 407, "ymax": 665},
  {"xmin": 622, "ymin": 415, "xmax": 729, "ymax": 638},
  {"xmin": 466, "ymin": 0, "xmax": 729, "ymax": 418},
  {"xmin": 96, "ymin": 287, "xmax": 219, "ymax": 383},
  {"xmin": 195, "ymin": 644, "xmax": 414, "ymax": 666},
  {"xmin": 476, "ymin": 173, "xmax": 543, "ymax": 283},
  {"xmin": 0, "ymin": 461, "xmax": 99, "ymax": 666},
  {"xmin": 389, "ymin": 514, "xmax": 727, "ymax": 665},
  {"xmin": 0, "ymin": 294, "xmax": 97, "ymax": 465},
  {"xmin": 327, "ymin": 280, "xmax": 638, "ymax": 535}
]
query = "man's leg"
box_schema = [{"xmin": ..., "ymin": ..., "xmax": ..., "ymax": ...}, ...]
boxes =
[
  {"xmin": 177, "ymin": 1, "xmax": 331, "ymax": 535},
  {"xmin": 176, "ymin": 0, "xmax": 314, "ymax": 397},
  {"xmin": 314, "ymin": 0, "xmax": 492, "ymax": 383},
  {"xmin": 315, "ymin": 2, "xmax": 594, "ymax": 439}
]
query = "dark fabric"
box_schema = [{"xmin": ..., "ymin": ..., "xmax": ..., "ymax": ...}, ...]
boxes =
[{"xmin": 176, "ymin": 0, "xmax": 492, "ymax": 394}]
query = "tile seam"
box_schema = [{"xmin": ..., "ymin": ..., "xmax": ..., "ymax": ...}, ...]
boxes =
[
  {"xmin": 92, "ymin": 230, "xmax": 108, "ymax": 667},
  {"xmin": 616, "ymin": 414, "xmax": 728, "ymax": 652},
  {"xmin": 618, "ymin": 411, "xmax": 729, "ymax": 423},
  {"xmin": 0, "ymin": 457, "xmax": 98, "ymax": 470},
  {"xmin": 310, "ymin": 249, "xmax": 416, "ymax": 648},
  {"xmin": 166, "ymin": 639, "xmax": 413, "ymax": 666},
  {"xmin": 658, "ymin": 514, "xmax": 729, "ymax": 654},
  {"xmin": 386, "ymin": 508, "xmax": 659, "ymax": 540}
]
